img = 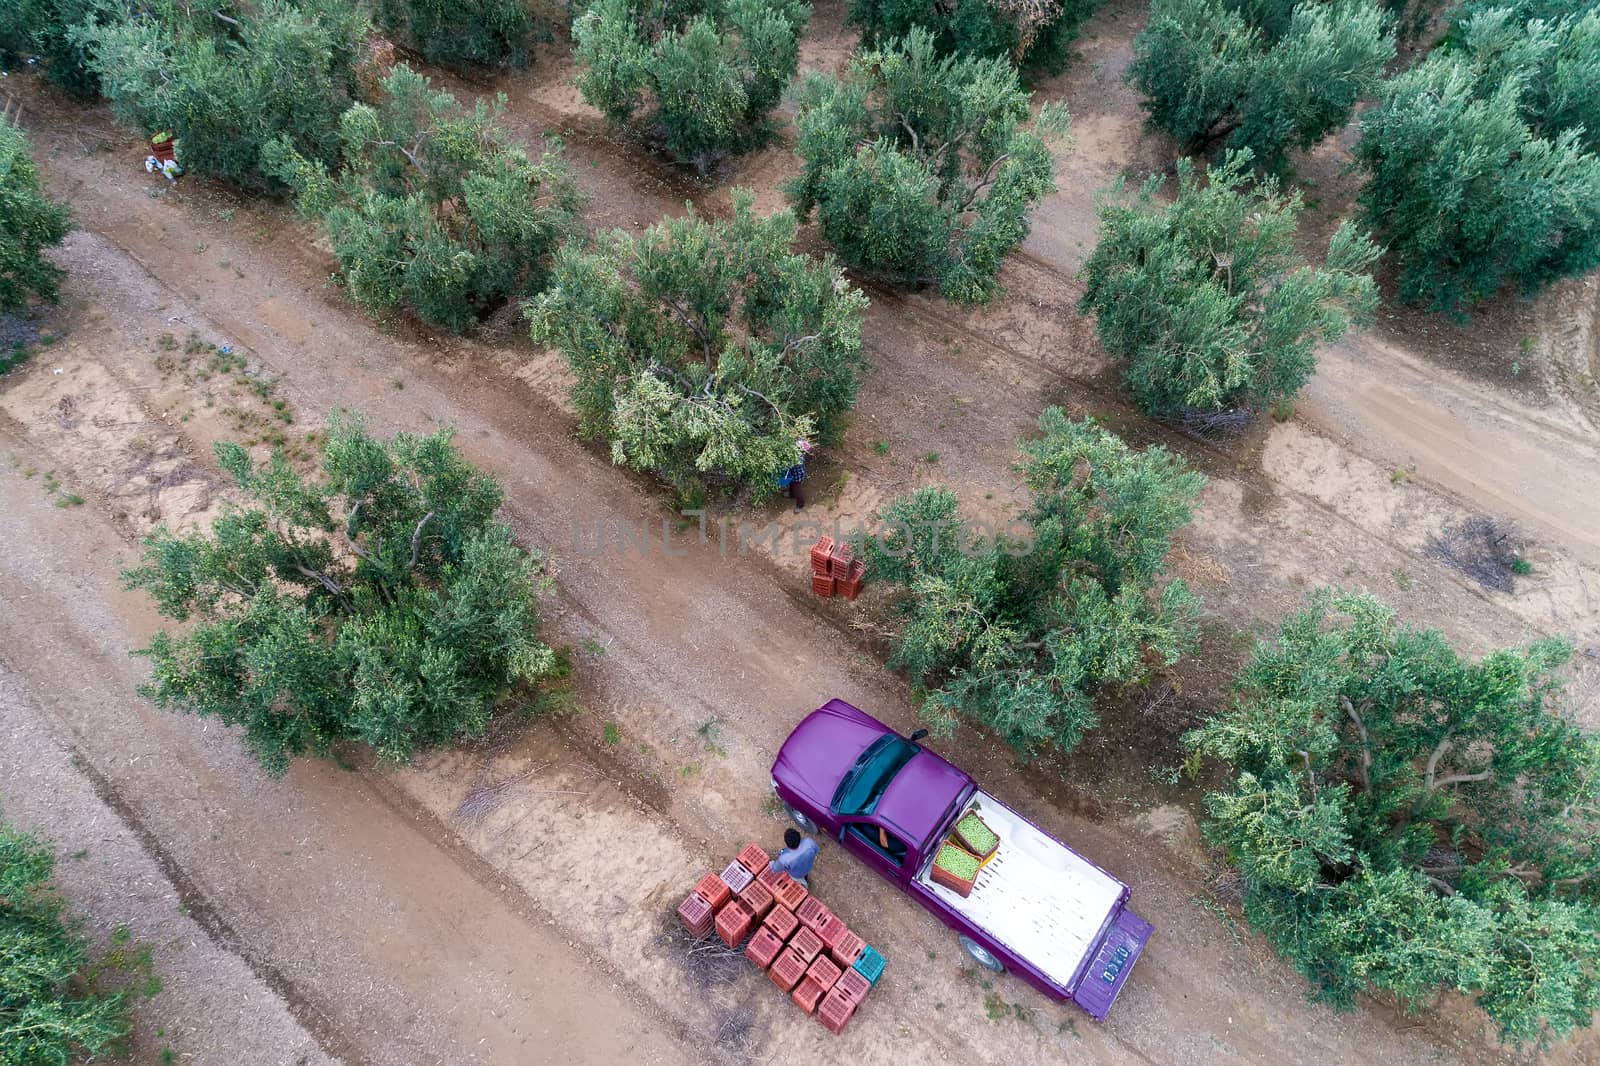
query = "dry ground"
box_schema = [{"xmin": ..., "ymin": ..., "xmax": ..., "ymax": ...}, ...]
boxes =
[{"xmin": 3, "ymin": 1, "xmax": 1599, "ymax": 1063}]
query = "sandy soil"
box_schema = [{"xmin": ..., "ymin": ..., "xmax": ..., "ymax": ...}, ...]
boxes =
[{"xmin": 2, "ymin": 1, "xmax": 1598, "ymax": 1062}]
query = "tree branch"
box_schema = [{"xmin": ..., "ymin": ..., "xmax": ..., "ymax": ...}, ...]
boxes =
[
  {"xmin": 408, "ymin": 511, "xmax": 435, "ymax": 570},
  {"xmin": 1422, "ymin": 735, "xmax": 1451, "ymax": 795},
  {"xmin": 1340, "ymin": 696, "xmax": 1373, "ymax": 795},
  {"xmin": 1429, "ymin": 770, "xmax": 1494, "ymax": 794}
]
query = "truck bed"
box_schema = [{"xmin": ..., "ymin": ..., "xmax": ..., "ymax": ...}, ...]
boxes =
[{"xmin": 916, "ymin": 793, "xmax": 1127, "ymax": 990}]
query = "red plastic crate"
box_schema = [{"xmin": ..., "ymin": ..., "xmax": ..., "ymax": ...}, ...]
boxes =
[
  {"xmin": 792, "ymin": 974, "xmax": 828, "ymax": 1015},
  {"xmin": 796, "ymin": 896, "xmax": 833, "ymax": 933},
  {"xmin": 694, "ymin": 872, "xmax": 731, "ymax": 911},
  {"xmin": 762, "ymin": 905, "xmax": 798, "ymax": 942},
  {"xmin": 828, "ymin": 541, "xmax": 853, "ymax": 576},
  {"xmin": 738, "ymin": 878, "xmax": 774, "ymax": 920},
  {"xmin": 769, "ymin": 947, "xmax": 806, "ymax": 993},
  {"xmin": 745, "ymin": 926, "xmax": 785, "ymax": 970},
  {"xmin": 818, "ymin": 917, "xmax": 848, "ymax": 950},
  {"xmin": 807, "ymin": 954, "xmax": 843, "ymax": 991},
  {"xmin": 773, "ymin": 877, "xmax": 808, "ymax": 914},
  {"xmin": 818, "ymin": 987, "xmax": 858, "ymax": 1034},
  {"xmin": 811, "ymin": 574, "xmax": 835, "ymax": 597},
  {"xmin": 716, "ymin": 900, "xmax": 754, "ymax": 948},
  {"xmin": 790, "ymin": 925, "xmax": 824, "ymax": 964},
  {"xmin": 838, "ymin": 559, "xmax": 866, "ymax": 600},
  {"xmin": 757, "ymin": 866, "xmax": 787, "ymax": 891},
  {"xmin": 830, "ymin": 928, "xmax": 865, "ymax": 968},
  {"xmin": 677, "ymin": 892, "xmax": 714, "ymax": 937},
  {"xmin": 834, "ymin": 966, "xmax": 871, "ymax": 1005},
  {"xmin": 809, "ymin": 536, "xmax": 834, "ymax": 573},
  {"xmin": 720, "ymin": 860, "xmax": 754, "ymax": 895},
  {"xmin": 737, "ymin": 842, "xmax": 771, "ymax": 875}
]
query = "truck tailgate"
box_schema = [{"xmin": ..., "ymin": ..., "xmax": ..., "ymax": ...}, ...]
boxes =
[{"xmin": 1069, "ymin": 907, "xmax": 1153, "ymax": 1020}]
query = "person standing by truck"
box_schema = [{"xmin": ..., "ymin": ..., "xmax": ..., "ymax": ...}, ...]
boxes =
[{"xmin": 770, "ymin": 828, "xmax": 818, "ymax": 889}]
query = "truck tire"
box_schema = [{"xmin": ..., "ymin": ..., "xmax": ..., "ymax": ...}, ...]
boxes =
[
  {"xmin": 960, "ymin": 934, "xmax": 1006, "ymax": 974},
  {"xmin": 783, "ymin": 803, "xmax": 818, "ymax": 833}
]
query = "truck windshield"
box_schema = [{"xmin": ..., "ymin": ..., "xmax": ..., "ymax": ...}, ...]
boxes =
[{"xmin": 831, "ymin": 735, "xmax": 919, "ymax": 816}]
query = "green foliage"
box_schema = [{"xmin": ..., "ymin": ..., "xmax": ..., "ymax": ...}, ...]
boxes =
[
  {"xmin": 846, "ymin": 0, "xmax": 1098, "ymax": 75},
  {"xmin": 265, "ymin": 66, "xmax": 584, "ymax": 333},
  {"xmin": 376, "ymin": 0, "xmax": 537, "ymax": 71},
  {"xmin": 0, "ymin": 0, "xmax": 106, "ymax": 96},
  {"xmin": 83, "ymin": 0, "xmax": 369, "ymax": 189},
  {"xmin": 527, "ymin": 192, "xmax": 868, "ymax": 500},
  {"xmin": 0, "ymin": 815, "xmax": 131, "ymax": 1066},
  {"xmin": 1355, "ymin": 25, "xmax": 1600, "ymax": 313},
  {"xmin": 1450, "ymin": 0, "xmax": 1590, "ymax": 28},
  {"xmin": 1081, "ymin": 151, "xmax": 1378, "ymax": 416},
  {"xmin": 790, "ymin": 29, "xmax": 1068, "ymax": 303},
  {"xmin": 124, "ymin": 414, "xmax": 562, "ymax": 775},
  {"xmin": 1129, "ymin": 0, "xmax": 1392, "ymax": 172},
  {"xmin": 572, "ymin": 0, "xmax": 808, "ymax": 173},
  {"xmin": 1446, "ymin": 8, "xmax": 1600, "ymax": 155},
  {"xmin": 866, "ymin": 409, "xmax": 1204, "ymax": 756},
  {"xmin": 1189, "ymin": 591, "xmax": 1600, "ymax": 1047},
  {"xmin": 0, "ymin": 117, "xmax": 71, "ymax": 314}
]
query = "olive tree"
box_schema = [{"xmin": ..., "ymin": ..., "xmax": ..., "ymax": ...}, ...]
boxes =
[
  {"xmin": 1355, "ymin": 20, "xmax": 1600, "ymax": 313},
  {"xmin": 790, "ymin": 29, "xmax": 1067, "ymax": 303},
  {"xmin": 527, "ymin": 193, "xmax": 868, "ymax": 501},
  {"xmin": 1080, "ymin": 151, "xmax": 1378, "ymax": 417},
  {"xmin": 0, "ymin": 116, "xmax": 71, "ymax": 314},
  {"xmin": 1447, "ymin": 8, "xmax": 1600, "ymax": 154},
  {"xmin": 265, "ymin": 66, "xmax": 583, "ymax": 333},
  {"xmin": 375, "ymin": 0, "xmax": 538, "ymax": 71},
  {"xmin": 1129, "ymin": 0, "xmax": 1393, "ymax": 172},
  {"xmin": 847, "ymin": 0, "xmax": 1097, "ymax": 74},
  {"xmin": 0, "ymin": 0, "xmax": 105, "ymax": 97},
  {"xmin": 0, "ymin": 815, "xmax": 131, "ymax": 1066},
  {"xmin": 125, "ymin": 414, "xmax": 563, "ymax": 776},
  {"xmin": 866, "ymin": 408, "xmax": 1204, "ymax": 756},
  {"xmin": 83, "ymin": 0, "xmax": 368, "ymax": 189},
  {"xmin": 1189, "ymin": 591, "xmax": 1600, "ymax": 1047},
  {"xmin": 572, "ymin": 0, "xmax": 808, "ymax": 173}
]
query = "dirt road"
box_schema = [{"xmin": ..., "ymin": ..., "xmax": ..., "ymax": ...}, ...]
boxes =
[{"xmin": 4, "ymin": 1, "xmax": 1598, "ymax": 1061}]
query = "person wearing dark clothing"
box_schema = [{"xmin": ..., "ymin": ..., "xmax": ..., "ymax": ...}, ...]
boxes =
[{"xmin": 776, "ymin": 439, "xmax": 813, "ymax": 511}]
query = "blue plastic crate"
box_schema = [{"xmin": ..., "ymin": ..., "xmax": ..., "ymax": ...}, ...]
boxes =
[{"xmin": 853, "ymin": 944, "xmax": 886, "ymax": 985}]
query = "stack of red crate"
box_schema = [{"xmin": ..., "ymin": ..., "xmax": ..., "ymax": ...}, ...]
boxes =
[
  {"xmin": 676, "ymin": 842, "xmax": 878, "ymax": 1035},
  {"xmin": 809, "ymin": 537, "xmax": 866, "ymax": 599}
]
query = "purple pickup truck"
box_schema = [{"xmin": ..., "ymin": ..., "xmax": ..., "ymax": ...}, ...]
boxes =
[{"xmin": 771, "ymin": 698, "xmax": 1153, "ymax": 1020}]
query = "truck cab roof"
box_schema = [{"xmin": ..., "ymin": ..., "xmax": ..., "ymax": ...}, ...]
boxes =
[{"xmin": 772, "ymin": 699, "xmax": 972, "ymax": 856}]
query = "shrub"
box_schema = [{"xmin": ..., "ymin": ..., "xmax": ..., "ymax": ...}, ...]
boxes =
[
  {"xmin": 124, "ymin": 414, "xmax": 563, "ymax": 775},
  {"xmin": 0, "ymin": 0, "xmax": 106, "ymax": 97},
  {"xmin": 265, "ymin": 66, "xmax": 584, "ymax": 333},
  {"xmin": 1354, "ymin": 29, "xmax": 1600, "ymax": 312},
  {"xmin": 375, "ymin": 0, "xmax": 538, "ymax": 72},
  {"xmin": 790, "ymin": 29, "xmax": 1067, "ymax": 303},
  {"xmin": 1080, "ymin": 150, "xmax": 1378, "ymax": 417},
  {"xmin": 1128, "ymin": 0, "xmax": 1392, "ymax": 172},
  {"xmin": 866, "ymin": 409, "xmax": 1204, "ymax": 756},
  {"xmin": 1446, "ymin": 8, "xmax": 1600, "ymax": 155},
  {"xmin": 527, "ymin": 192, "xmax": 868, "ymax": 501},
  {"xmin": 571, "ymin": 0, "xmax": 808, "ymax": 173},
  {"xmin": 1188, "ymin": 590, "xmax": 1600, "ymax": 1047},
  {"xmin": 83, "ymin": 0, "xmax": 368, "ymax": 189},
  {"xmin": 846, "ymin": 0, "xmax": 1098, "ymax": 75},
  {"xmin": 0, "ymin": 815, "xmax": 131, "ymax": 1066},
  {"xmin": 0, "ymin": 115, "xmax": 71, "ymax": 314}
]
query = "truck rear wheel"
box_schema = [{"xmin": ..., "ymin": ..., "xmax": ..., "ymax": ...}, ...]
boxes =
[{"xmin": 960, "ymin": 935, "xmax": 1006, "ymax": 974}]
